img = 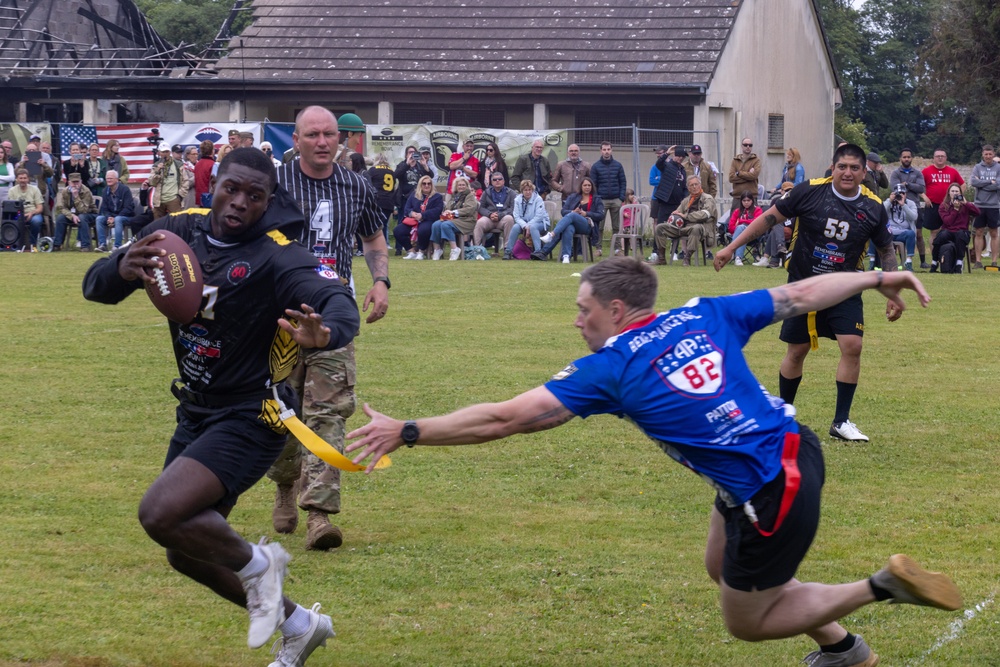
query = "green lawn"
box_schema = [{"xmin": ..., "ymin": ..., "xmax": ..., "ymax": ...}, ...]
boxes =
[{"xmin": 0, "ymin": 251, "xmax": 997, "ymax": 667}]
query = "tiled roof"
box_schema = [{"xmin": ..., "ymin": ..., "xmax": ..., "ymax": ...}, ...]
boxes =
[{"xmin": 214, "ymin": 0, "xmax": 741, "ymax": 87}]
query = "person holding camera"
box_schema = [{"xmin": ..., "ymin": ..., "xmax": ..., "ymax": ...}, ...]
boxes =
[
  {"xmin": 890, "ymin": 148, "xmax": 928, "ymax": 268},
  {"xmin": 870, "ymin": 184, "xmax": 917, "ymax": 271},
  {"xmin": 147, "ymin": 142, "xmax": 189, "ymax": 219},
  {"xmin": 932, "ymin": 183, "xmax": 978, "ymax": 273}
]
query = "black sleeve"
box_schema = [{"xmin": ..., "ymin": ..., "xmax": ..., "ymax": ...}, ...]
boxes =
[
  {"xmin": 81, "ymin": 252, "xmax": 143, "ymax": 304},
  {"xmin": 773, "ymin": 181, "xmax": 810, "ymax": 219}
]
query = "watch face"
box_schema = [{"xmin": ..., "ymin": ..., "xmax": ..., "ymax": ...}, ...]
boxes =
[{"xmin": 402, "ymin": 421, "xmax": 419, "ymax": 444}]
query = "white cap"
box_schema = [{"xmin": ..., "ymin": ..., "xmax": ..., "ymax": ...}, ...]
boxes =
[
  {"xmin": 158, "ymin": 141, "xmax": 171, "ymax": 152},
  {"xmin": 260, "ymin": 141, "xmax": 273, "ymax": 150}
]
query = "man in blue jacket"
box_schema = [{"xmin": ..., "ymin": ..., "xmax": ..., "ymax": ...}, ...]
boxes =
[
  {"xmin": 96, "ymin": 169, "xmax": 136, "ymax": 250},
  {"xmin": 590, "ymin": 141, "xmax": 628, "ymax": 252}
]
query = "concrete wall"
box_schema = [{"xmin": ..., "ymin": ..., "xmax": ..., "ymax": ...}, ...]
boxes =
[{"xmin": 707, "ymin": 0, "xmax": 839, "ymax": 197}]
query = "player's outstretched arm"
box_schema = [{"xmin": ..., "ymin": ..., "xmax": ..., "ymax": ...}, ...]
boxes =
[
  {"xmin": 769, "ymin": 271, "xmax": 930, "ymax": 324},
  {"xmin": 714, "ymin": 205, "xmax": 786, "ymax": 271},
  {"xmin": 346, "ymin": 386, "xmax": 575, "ymax": 473},
  {"xmin": 278, "ymin": 303, "xmax": 332, "ymax": 349}
]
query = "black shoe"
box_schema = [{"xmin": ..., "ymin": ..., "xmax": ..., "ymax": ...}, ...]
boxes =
[
  {"xmin": 930, "ymin": 263, "xmax": 938, "ymax": 273},
  {"xmin": 394, "ymin": 247, "xmax": 403, "ymax": 256},
  {"xmin": 530, "ymin": 250, "xmax": 547, "ymax": 261},
  {"xmin": 502, "ymin": 251, "xmax": 513, "ymax": 260}
]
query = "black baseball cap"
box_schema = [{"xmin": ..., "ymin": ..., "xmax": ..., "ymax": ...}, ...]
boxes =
[
  {"xmin": 673, "ymin": 147, "xmax": 688, "ymax": 158},
  {"xmin": 171, "ymin": 144, "xmax": 183, "ymax": 153},
  {"xmin": 690, "ymin": 144, "xmax": 703, "ymax": 154}
]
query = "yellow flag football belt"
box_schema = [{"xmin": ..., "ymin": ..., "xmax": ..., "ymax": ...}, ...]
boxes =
[{"xmin": 271, "ymin": 387, "xmax": 391, "ymax": 471}]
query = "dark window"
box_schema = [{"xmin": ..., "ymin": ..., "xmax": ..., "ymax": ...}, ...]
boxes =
[
  {"xmin": 394, "ymin": 106, "xmax": 506, "ymax": 128},
  {"xmin": 574, "ymin": 108, "xmax": 693, "ymax": 147},
  {"xmin": 768, "ymin": 114, "xmax": 785, "ymax": 151}
]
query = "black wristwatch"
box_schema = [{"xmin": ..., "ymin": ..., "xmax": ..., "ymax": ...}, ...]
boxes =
[
  {"xmin": 373, "ymin": 276, "xmax": 391, "ymax": 290},
  {"xmin": 401, "ymin": 420, "xmax": 419, "ymax": 447}
]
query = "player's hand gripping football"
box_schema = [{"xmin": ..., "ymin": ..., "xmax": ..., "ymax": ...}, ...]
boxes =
[
  {"xmin": 119, "ymin": 233, "xmax": 167, "ymax": 284},
  {"xmin": 279, "ymin": 303, "xmax": 331, "ymax": 349}
]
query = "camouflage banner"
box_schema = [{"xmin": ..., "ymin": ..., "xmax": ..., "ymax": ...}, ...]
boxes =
[{"xmin": 368, "ymin": 124, "xmax": 568, "ymax": 188}]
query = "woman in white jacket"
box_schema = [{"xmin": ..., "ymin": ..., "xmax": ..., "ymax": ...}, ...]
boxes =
[
  {"xmin": 503, "ymin": 180, "xmax": 549, "ymax": 260},
  {"xmin": 0, "ymin": 144, "xmax": 15, "ymax": 201}
]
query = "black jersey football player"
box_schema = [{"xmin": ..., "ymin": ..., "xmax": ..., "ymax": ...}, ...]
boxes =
[
  {"xmin": 83, "ymin": 148, "xmax": 356, "ymax": 665},
  {"xmin": 715, "ymin": 144, "xmax": 898, "ymax": 443}
]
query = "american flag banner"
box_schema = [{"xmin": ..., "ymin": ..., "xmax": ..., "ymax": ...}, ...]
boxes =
[{"xmin": 59, "ymin": 124, "xmax": 161, "ymax": 184}]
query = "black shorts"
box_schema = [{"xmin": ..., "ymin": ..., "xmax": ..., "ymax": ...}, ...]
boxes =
[
  {"xmin": 780, "ymin": 293, "xmax": 864, "ymax": 343},
  {"xmin": 164, "ymin": 395, "xmax": 293, "ymax": 509},
  {"xmin": 923, "ymin": 205, "xmax": 943, "ymax": 231},
  {"xmin": 715, "ymin": 425, "xmax": 825, "ymax": 591},
  {"xmin": 973, "ymin": 208, "xmax": 1000, "ymax": 229}
]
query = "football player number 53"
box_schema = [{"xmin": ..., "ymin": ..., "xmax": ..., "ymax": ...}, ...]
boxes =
[{"xmin": 824, "ymin": 218, "xmax": 849, "ymax": 241}]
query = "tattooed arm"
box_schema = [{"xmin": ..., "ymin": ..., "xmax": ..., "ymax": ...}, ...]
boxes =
[
  {"xmin": 360, "ymin": 230, "xmax": 390, "ymax": 323},
  {"xmin": 714, "ymin": 204, "xmax": 787, "ymax": 271},
  {"xmin": 768, "ymin": 271, "xmax": 930, "ymax": 325},
  {"xmin": 345, "ymin": 386, "xmax": 576, "ymax": 473}
]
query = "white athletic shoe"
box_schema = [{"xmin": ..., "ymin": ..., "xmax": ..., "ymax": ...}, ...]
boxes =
[
  {"xmin": 244, "ymin": 538, "xmax": 291, "ymax": 648},
  {"xmin": 671, "ymin": 253, "xmax": 679, "ymax": 262},
  {"xmin": 829, "ymin": 420, "xmax": 869, "ymax": 442},
  {"xmin": 432, "ymin": 248, "xmax": 443, "ymax": 261},
  {"xmin": 449, "ymin": 247, "xmax": 461, "ymax": 261},
  {"xmin": 734, "ymin": 256, "xmax": 743, "ymax": 266},
  {"xmin": 561, "ymin": 255, "xmax": 570, "ymax": 264},
  {"xmin": 540, "ymin": 232, "xmax": 554, "ymax": 244},
  {"xmin": 647, "ymin": 252, "xmax": 658, "ymax": 263},
  {"xmin": 268, "ymin": 603, "xmax": 335, "ymax": 667},
  {"xmin": 403, "ymin": 251, "xmax": 418, "ymax": 260},
  {"xmin": 752, "ymin": 255, "xmax": 771, "ymax": 267},
  {"xmin": 414, "ymin": 251, "xmax": 425, "ymax": 260}
]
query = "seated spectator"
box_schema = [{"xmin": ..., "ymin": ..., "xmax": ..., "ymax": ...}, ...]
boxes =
[
  {"xmin": 395, "ymin": 175, "xmax": 442, "ymax": 260},
  {"xmin": 752, "ymin": 182, "xmax": 795, "ymax": 267},
  {"xmin": 503, "ymin": 180, "xmax": 549, "ymax": 260},
  {"xmin": 477, "ymin": 141, "xmax": 509, "ymax": 188},
  {"xmin": 447, "ymin": 139, "xmax": 479, "ymax": 194},
  {"xmin": 533, "ymin": 176, "xmax": 605, "ymax": 264},
  {"xmin": 6, "ymin": 168, "xmax": 45, "ymax": 251},
  {"xmin": 430, "ymin": 178, "xmax": 478, "ymax": 260},
  {"xmin": 102, "ymin": 139, "xmax": 130, "ymax": 183},
  {"xmin": 0, "ymin": 143, "xmax": 14, "ymax": 200},
  {"xmin": 473, "ymin": 172, "xmax": 516, "ymax": 248},
  {"xmin": 53, "ymin": 172, "xmax": 98, "ymax": 252},
  {"xmin": 727, "ymin": 191, "xmax": 763, "ymax": 266},
  {"xmin": 770, "ymin": 148, "xmax": 805, "ymax": 196},
  {"xmin": 551, "ymin": 144, "xmax": 591, "ymax": 198},
  {"xmin": 96, "ymin": 170, "xmax": 136, "ymax": 250},
  {"xmin": 85, "ymin": 143, "xmax": 108, "ymax": 192},
  {"xmin": 868, "ymin": 184, "xmax": 917, "ymax": 271},
  {"xmin": 932, "ymin": 183, "xmax": 978, "ymax": 273},
  {"xmin": 684, "ymin": 144, "xmax": 718, "ymax": 198},
  {"xmin": 63, "ymin": 142, "xmax": 90, "ymax": 184},
  {"xmin": 654, "ymin": 175, "xmax": 717, "ymax": 266},
  {"xmin": 194, "ymin": 140, "xmax": 215, "ymax": 207}
]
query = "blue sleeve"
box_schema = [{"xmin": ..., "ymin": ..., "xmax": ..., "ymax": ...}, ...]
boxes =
[
  {"xmin": 587, "ymin": 196, "xmax": 605, "ymax": 224},
  {"xmin": 561, "ymin": 194, "xmax": 579, "ymax": 217},
  {"xmin": 794, "ymin": 164, "xmax": 805, "ymax": 185},
  {"xmin": 699, "ymin": 290, "xmax": 775, "ymax": 347},
  {"xmin": 649, "ymin": 164, "xmax": 661, "ymax": 187},
  {"xmin": 122, "ymin": 188, "xmax": 135, "ymax": 218},
  {"xmin": 423, "ymin": 194, "xmax": 444, "ymax": 221},
  {"xmin": 617, "ymin": 165, "xmax": 627, "ymax": 200},
  {"xmin": 544, "ymin": 352, "xmax": 621, "ymax": 419}
]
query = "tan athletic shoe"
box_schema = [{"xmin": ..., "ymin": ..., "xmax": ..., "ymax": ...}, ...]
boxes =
[
  {"xmin": 273, "ymin": 484, "xmax": 298, "ymax": 534},
  {"xmin": 306, "ymin": 511, "xmax": 343, "ymax": 551},
  {"xmin": 801, "ymin": 634, "xmax": 879, "ymax": 666},
  {"xmin": 871, "ymin": 554, "xmax": 962, "ymax": 611}
]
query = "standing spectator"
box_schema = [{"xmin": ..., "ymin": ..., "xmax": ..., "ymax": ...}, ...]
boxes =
[
  {"xmin": 213, "ymin": 144, "xmax": 233, "ymax": 178},
  {"xmin": 551, "ymin": 144, "xmax": 591, "ymax": 198},
  {"xmin": 0, "ymin": 143, "xmax": 14, "ymax": 200},
  {"xmin": 259, "ymin": 141, "xmax": 282, "ymax": 168},
  {"xmin": 268, "ymin": 106, "xmax": 390, "ymax": 552},
  {"xmin": 476, "ymin": 141, "xmax": 509, "ymax": 188},
  {"xmin": 890, "ymin": 148, "xmax": 928, "ymax": 268},
  {"xmin": 334, "ymin": 113, "xmax": 365, "ymax": 169},
  {"xmin": 181, "ymin": 146, "xmax": 199, "ymax": 208},
  {"xmin": 862, "ymin": 152, "xmax": 889, "ymax": 195},
  {"xmin": 148, "ymin": 142, "xmax": 188, "ymax": 219},
  {"xmin": 970, "ymin": 144, "xmax": 1000, "ymax": 269},
  {"xmin": 238, "ymin": 131, "xmax": 255, "ymax": 149},
  {"xmin": 63, "ymin": 142, "xmax": 90, "ymax": 184},
  {"xmin": 647, "ymin": 147, "xmax": 688, "ymax": 264},
  {"xmin": 18, "ymin": 141, "xmax": 55, "ymax": 224},
  {"xmin": 7, "ymin": 168, "xmax": 44, "ymax": 250},
  {"xmin": 96, "ymin": 170, "xmax": 136, "ymax": 250},
  {"xmin": 933, "ymin": 183, "xmax": 978, "ymax": 273},
  {"xmin": 417, "ymin": 146, "xmax": 437, "ymax": 184},
  {"xmin": 727, "ymin": 191, "xmax": 763, "ymax": 266},
  {"xmin": 226, "ymin": 128, "xmax": 240, "ymax": 150},
  {"xmin": 590, "ymin": 141, "xmax": 627, "ymax": 249},
  {"xmin": 194, "ymin": 140, "xmax": 215, "ymax": 208},
  {"xmin": 921, "ymin": 148, "xmax": 965, "ymax": 244},
  {"xmin": 396, "ymin": 175, "xmax": 443, "ymax": 260},
  {"xmin": 684, "ymin": 144, "xmax": 718, "ymax": 198},
  {"xmin": 85, "ymin": 143, "xmax": 107, "ymax": 192},
  {"xmin": 102, "ymin": 139, "xmax": 130, "ymax": 183},
  {"xmin": 53, "ymin": 172, "xmax": 97, "ymax": 252},
  {"xmin": 717, "ymin": 144, "xmax": 897, "ymax": 442},
  {"xmin": 728, "ymin": 137, "xmax": 761, "ymax": 198},
  {"xmin": 869, "ymin": 184, "xmax": 917, "ymax": 271},
  {"xmin": 368, "ymin": 153, "xmax": 397, "ymax": 243},
  {"xmin": 649, "ymin": 145, "xmax": 668, "ymax": 220},
  {"xmin": 473, "ymin": 171, "xmax": 516, "ymax": 248},
  {"xmin": 504, "ymin": 180, "xmax": 549, "ymax": 259},
  {"xmin": 446, "ymin": 139, "xmax": 479, "ymax": 194},
  {"xmin": 1, "ymin": 139, "xmax": 18, "ymax": 165},
  {"xmin": 510, "ymin": 139, "xmax": 553, "ymax": 198},
  {"xmin": 393, "ymin": 146, "xmax": 423, "ymax": 220}
]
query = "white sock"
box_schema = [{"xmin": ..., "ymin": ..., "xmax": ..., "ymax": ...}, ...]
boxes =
[
  {"xmin": 280, "ymin": 604, "xmax": 311, "ymax": 637},
  {"xmin": 236, "ymin": 542, "xmax": 268, "ymax": 581}
]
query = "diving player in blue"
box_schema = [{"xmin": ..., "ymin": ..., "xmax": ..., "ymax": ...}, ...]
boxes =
[{"xmin": 346, "ymin": 257, "xmax": 961, "ymax": 667}]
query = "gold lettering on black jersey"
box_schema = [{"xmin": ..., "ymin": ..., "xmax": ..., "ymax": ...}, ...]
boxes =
[{"xmin": 269, "ymin": 326, "xmax": 298, "ymax": 383}]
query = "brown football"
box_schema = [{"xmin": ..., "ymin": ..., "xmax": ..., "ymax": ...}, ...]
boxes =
[{"xmin": 143, "ymin": 230, "xmax": 204, "ymax": 324}]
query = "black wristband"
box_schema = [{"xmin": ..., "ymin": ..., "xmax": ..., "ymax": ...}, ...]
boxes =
[{"xmin": 373, "ymin": 276, "xmax": 391, "ymax": 290}]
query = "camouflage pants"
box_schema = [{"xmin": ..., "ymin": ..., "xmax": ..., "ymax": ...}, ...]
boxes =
[{"xmin": 266, "ymin": 342, "xmax": 356, "ymax": 514}]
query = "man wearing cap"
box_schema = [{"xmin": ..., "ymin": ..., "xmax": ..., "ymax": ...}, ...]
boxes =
[
  {"xmin": 53, "ymin": 171, "xmax": 98, "ymax": 251},
  {"xmin": 649, "ymin": 145, "xmax": 669, "ymax": 221},
  {"xmin": 268, "ymin": 105, "xmax": 390, "ymax": 551},
  {"xmin": 227, "ymin": 129, "xmax": 240, "ymax": 150},
  {"xmin": 416, "ymin": 145, "xmax": 437, "ymax": 183},
  {"xmin": 238, "ymin": 132, "xmax": 255, "ymax": 149},
  {"xmin": 446, "ymin": 139, "xmax": 479, "ymax": 194},
  {"xmin": 335, "ymin": 113, "xmax": 366, "ymax": 169},
  {"xmin": 260, "ymin": 141, "xmax": 282, "ymax": 168},
  {"xmin": 647, "ymin": 147, "xmax": 689, "ymax": 264},
  {"xmin": 551, "ymin": 144, "xmax": 591, "ymax": 198},
  {"xmin": 684, "ymin": 145, "xmax": 718, "ymax": 198},
  {"xmin": 862, "ymin": 152, "xmax": 889, "ymax": 195},
  {"xmin": 147, "ymin": 141, "xmax": 189, "ymax": 219}
]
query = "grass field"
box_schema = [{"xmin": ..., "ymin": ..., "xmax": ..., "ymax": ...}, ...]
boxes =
[{"xmin": 0, "ymin": 250, "xmax": 997, "ymax": 667}]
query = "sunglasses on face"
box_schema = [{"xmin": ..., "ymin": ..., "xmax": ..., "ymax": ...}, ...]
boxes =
[{"xmin": 743, "ymin": 143, "xmax": 753, "ymax": 148}]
